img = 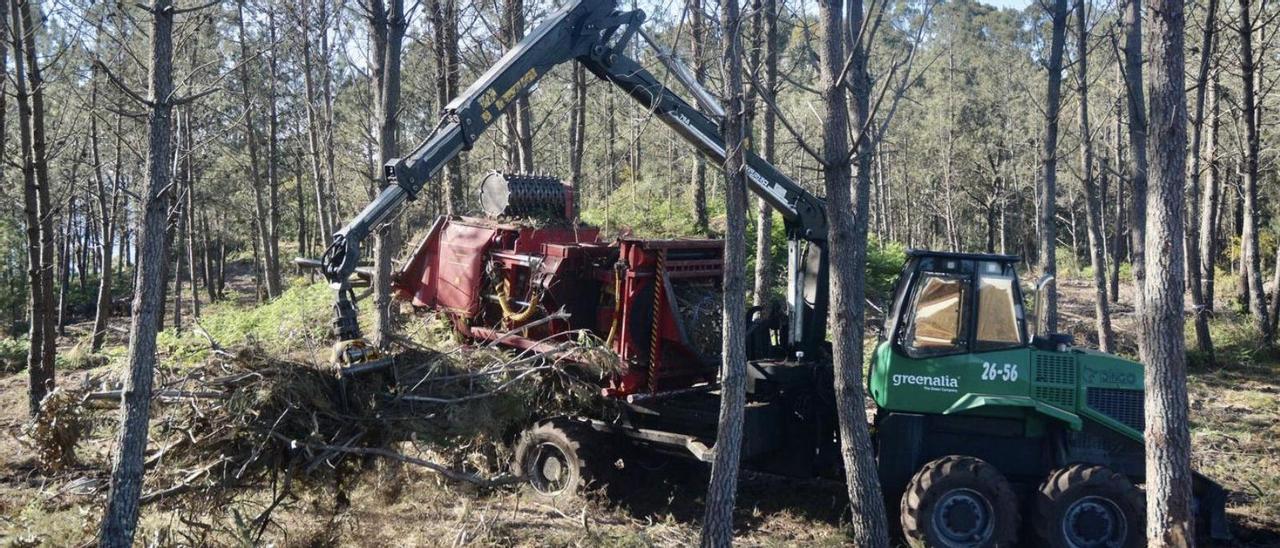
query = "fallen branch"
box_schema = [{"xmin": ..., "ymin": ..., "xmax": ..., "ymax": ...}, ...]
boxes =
[{"xmin": 271, "ymin": 432, "xmax": 514, "ymax": 488}]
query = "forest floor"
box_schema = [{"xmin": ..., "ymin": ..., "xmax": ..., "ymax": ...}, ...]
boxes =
[{"xmin": 0, "ymin": 267, "xmax": 1279, "ymax": 546}]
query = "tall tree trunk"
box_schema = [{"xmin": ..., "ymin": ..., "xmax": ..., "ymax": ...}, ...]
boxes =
[
  {"xmin": 568, "ymin": 62, "xmax": 586, "ymax": 219},
  {"xmin": 368, "ymin": 0, "xmax": 405, "ymax": 350},
  {"xmin": 430, "ymin": 0, "xmax": 463, "ymax": 214},
  {"xmin": 90, "ymin": 68, "xmax": 120, "ymax": 352},
  {"xmin": 301, "ymin": 0, "xmax": 334, "ymax": 242},
  {"xmin": 236, "ymin": 1, "xmax": 279, "ymax": 300},
  {"xmin": 500, "ymin": 0, "xmax": 532, "ymax": 171},
  {"xmin": 752, "ymin": 0, "xmax": 778, "ymax": 307},
  {"xmin": 1143, "ymin": 0, "xmax": 1194, "ymax": 542},
  {"xmin": 1110, "ymin": 68, "xmax": 1125, "ymax": 304},
  {"xmin": 825, "ymin": 0, "xmax": 889, "ymax": 544},
  {"xmin": 1122, "ymin": 0, "xmax": 1149, "ymax": 313},
  {"xmin": 689, "ymin": 0, "xmax": 709, "ymax": 235},
  {"xmin": 1200, "ymin": 76, "xmax": 1220, "ymax": 313},
  {"xmin": 700, "ymin": 0, "xmax": 749, "ymax": 542},
  {"xmin": 98, "ymin": 1, "xmax": 175, "ymax": 543},
  {"xmin": 1074, "ymin": 0, "xmax": 1114, "ymax": 351},
  {"xmin": 265, "ymin": 10, "xmax": 282, "ymax": 295},
  {"xmin": 58, "ymin": 194, "xmax": 73, "ymax": 336},
  {"xmin": 1187, "ymin": 0, "xmax": 1217, "ymax": 359},
  {"xmin": 1039, "ymin": 0, "xmax": 1069, "ymax": 333},
  {"xmin": 1237, "ymin": 0, "xmax": 1269, "ymax": 338},
  {"xmin": 11, "ymin": 0, "xmax": 55, "ymax": 415}
]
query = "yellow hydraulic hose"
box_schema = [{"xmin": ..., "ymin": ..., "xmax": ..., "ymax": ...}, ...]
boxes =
[
  {"xmin": 605, "ymin": 266, "xmax": 624, "ymax": 346},
  {"xmin": 498, "ymin": 278, "xmax": 542, "ymax": 323}
]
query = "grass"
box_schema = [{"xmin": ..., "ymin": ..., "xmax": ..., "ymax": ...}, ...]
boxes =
[{"xmin": 155, "ymin": 278, "xmax": 337, "ymax": 365}]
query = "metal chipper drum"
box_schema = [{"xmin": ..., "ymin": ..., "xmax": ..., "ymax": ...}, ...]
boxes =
[{"xmin": 479, "ymin": 171, "xmax": 574, "ymax": 219}]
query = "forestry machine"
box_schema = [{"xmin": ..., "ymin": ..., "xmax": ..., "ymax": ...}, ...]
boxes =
[{"xmin": 315, "ymin": 0, "xmax": 1231, "ymax": 544}]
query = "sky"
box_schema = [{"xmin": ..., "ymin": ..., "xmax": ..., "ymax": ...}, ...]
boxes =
[{"xmin": 977, "ymin": 0, "xmax": 1034, "ymax": 9}]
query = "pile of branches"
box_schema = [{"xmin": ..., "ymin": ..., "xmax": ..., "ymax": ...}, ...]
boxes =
[{"xmin": 80, "ymin": 329, "xmax": 621, "ymax": 505}]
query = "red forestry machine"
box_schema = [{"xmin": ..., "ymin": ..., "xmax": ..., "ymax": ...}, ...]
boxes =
[{"xmin": 311, "ymin": 0, "xmax": 1231, "ymax": 545}]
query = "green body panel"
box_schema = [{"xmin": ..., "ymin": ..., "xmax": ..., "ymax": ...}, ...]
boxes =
[{"xmin": 869, "ymin": 340, "xmax": 1145, "ymax": 438}]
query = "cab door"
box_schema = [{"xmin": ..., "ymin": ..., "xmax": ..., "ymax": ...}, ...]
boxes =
[{"xmin": 871, "ymin": 260, "xmax": 1031, "ymax": 414}]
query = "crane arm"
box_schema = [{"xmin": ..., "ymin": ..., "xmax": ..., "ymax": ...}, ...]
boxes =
[{"xmin": 323, "ymin": 0, "xmax": 828, "ymax": 359}]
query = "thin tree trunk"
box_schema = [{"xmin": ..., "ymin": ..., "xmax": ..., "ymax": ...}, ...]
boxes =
[
  {"xmin": 98, "ymin": 1, "xmax": 176, "ymax": 543},
  {"xmin": 265, "ymin": 10, "xmax": 282, "ymax": 295},
  {"xmin": 368, "ymin": 0, "xmax": 405, "ymax": 350},
  {"xmin": 752, "ymin": 0, "xmax": 778, "ymax": 307},
  {"xmin": 430, "ymin": 0, "xmax": 463, "ymax": 214},
  {"xmin": 1039, "ymin": 0, "xmax": 1069, "ymax": 333},
  {"xmin": 90, "ymin": 67, "xmax": 120, "ymax": 352},
  {"xmin": 1074, "ymin": 0, "xmax": 1114, "ymax": 351},
  {"xmin": 1122, "ymin": 0, "xmax": 1149, "ymax": 313},
  {"xmin": 700, "ymin": 0, "xmax": 749, "ymax": 541},
  {"xmin": 825, "ymin": 0, "xmax": 889, "ymax": 544},
  {"xmin": 301, "ymin": 0, "xmax": 334, "ymax": 242},
  {"xmin": 1200, "ymin": 76, "xmax": 1220, "ymax": 313},
  {"xmin": 568, "ymin": 63, "xmax": 586, "ymax": 219},
  {"xmin": 11, "ymin": 0, "xmax": 55, "ymax": 415},
  {"xmin": 1237, "ymin": 0, "xmax": 1269, "ymax": 338},
  {"xmin": 1143, "ymin": 0, "xmax": 1194, "ymax": 542},
  {"xmin": 1110, "ymin": 68, "xmax": 1125, "ymax": 303},
  {"xmin": 689, "ymin": 0, "xmax": 708, "ymax": 235},
  {"xmin": 236, "ymin": 1, "xmax": 280, "ymax": 300},
  {"xmin": 1187, "ymin": 0, "xmax": 1217, "ymax": 359}
]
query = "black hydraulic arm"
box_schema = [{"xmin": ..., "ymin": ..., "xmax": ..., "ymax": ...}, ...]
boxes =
[{"xmin": 323, "ymin": 0, "xmax": 828, "ymax": 358}]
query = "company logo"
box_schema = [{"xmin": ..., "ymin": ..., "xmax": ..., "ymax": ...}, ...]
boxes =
[
  {"xmin": 1083, "ymin": 367, "xmax": 1137, "ymax": 387},
  {"xmin": 892, "ymin": 373, "xmax": 960, "ymax": 393}
]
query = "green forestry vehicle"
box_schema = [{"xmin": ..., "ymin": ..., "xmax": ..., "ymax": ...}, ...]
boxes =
[
  {"xmin": 865, "ymin": 251, "xmax": 1230, "ymax": 546},
  {"xmin": 509, "ymin": 250, "xmax": 1231, "ymax": 548}
]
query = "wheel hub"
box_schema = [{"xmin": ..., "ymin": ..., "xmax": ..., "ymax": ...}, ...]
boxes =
[
  {"xmin": 528, "ymin": 442, "xmax": 571, "ymax": 495},
  {"xmin": 933, "ymin": 488, "xmax": 994, "ymax": 547},
  {"xmin": 1063, "ymin": 496, "xmax": 1126, "ymax": 548}
]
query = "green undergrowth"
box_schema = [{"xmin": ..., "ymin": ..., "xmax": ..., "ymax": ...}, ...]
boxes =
[
  {"xmin": 1186, "ymin": 312, "xmax": 1280, "ymax": 372},
  {"xmin": 0, "ymin": 336, "xmax": 26, "ymax": 375},
  {"xmin": 156, "ymin": 278, "xmax": 338, "ymax": 365}
]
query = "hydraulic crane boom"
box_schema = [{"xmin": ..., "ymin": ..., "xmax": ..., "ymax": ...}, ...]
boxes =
[{"xmin": 323, "ymin": 0, "xmax": 829, "ymax": 362}]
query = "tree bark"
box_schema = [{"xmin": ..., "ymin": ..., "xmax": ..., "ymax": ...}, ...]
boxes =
[
  {"xmin": 824, "ymin": 0, "xmax": 889, "ymax": 544},
  {"xmin": 1074, "ymin": 0, "xmax": 1114, "ymax": 351},
  {"xmin": 568, "ymin": 62, "xmax": 586, "ymax": 219},
  {"xmin": 689, "ymin": 0, "xmax": 709, "ymax": 235},
  {"xmin": 236, "ymin": 1, "xmax": 280, "ymax": 300},
  {"xmin": 265, "ymin": 10, "xmax": 282, "ymax": 295},
  {"xmin": 11, "ymin": 0, "xmax": 56, "ymax": 415},
  {"xmin": 752, "ymin": 0, "xmax": 778, "ymax": 307},
  {"xmin": 1187, "ymin": 0, "xmax": 1217, "ymax": 360},
  {"xmin": 1237, "ymin": 0, "xmax": 1270, "ymax": 338},
  {"xmin": 430, "ymin": 0, "xmax": 463, "ymax": 214},
  {"xmin": 98, "ymin": 1, "xmax": 176, "ymax": 544},
  {"xmin": 90, "ymin": 65, "xmax": 120, "ymax": 352},
  {"xmin": 1143, "ymin": 0, "xmax": 1194, "ymax": 543},
  {"xmin": 700, "ymin": 0, "xmax": 749, "ymax": 542},
  {"xmin": 1200, "ymin": 76, "xmax": 1221, "ymax": 314},
  {"xmin": 1039, "ymin": 0, "xmax": 1068, "ymax": 334},
  {"xmin": 1121, "ymin": 0, "xmax": 1149, "ymax": 312},
  {"xmin": 368, "ymin": 0, "xmax": 406, "ymax": 350},
  {"xmin": 301, "ymin": 0, "xmax": 334, "ymax": 243}
]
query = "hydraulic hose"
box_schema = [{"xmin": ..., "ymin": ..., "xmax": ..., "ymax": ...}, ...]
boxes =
[{"xmin": 498, "ymin": 278, "xmax": 542, "ymax": 324}]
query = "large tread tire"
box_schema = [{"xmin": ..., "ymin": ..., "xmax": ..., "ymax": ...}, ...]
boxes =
[
  {"xmin": 511, "ymin": 421, "xmax": 604, "ymax": 504},
  {"xmin": 900, "ymin": 455, "xmax": 1021, "ymax": 548},
  {"xmin": 1033, "ymin": 464, "xmax": 1145, "ymax": 548}
]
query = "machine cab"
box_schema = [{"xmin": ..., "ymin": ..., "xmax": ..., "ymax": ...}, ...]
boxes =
[{"xmin": 869, "ymin": 251, "xmax": 1032, "ymax": 416}]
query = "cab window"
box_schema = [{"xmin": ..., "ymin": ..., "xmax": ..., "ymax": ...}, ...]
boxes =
[
  {"xmin": 976, "ymin": 274, "xmax": 1023, "ymax": 350},
  {"xmin": 904, "ymin": 274, "xmax": 969, "ymax": 356}
]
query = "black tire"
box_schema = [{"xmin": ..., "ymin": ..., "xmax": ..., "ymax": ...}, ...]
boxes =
[
  {"xmin": 512, "ymin": 421, "xmax": 599, "ymax": 502},
  {"xmin": 1033, "ymin": 464, "xmax": 1145, "ymax": 548},
  {"xmin": 900, "ymin": 455, "xmax": 1021, "ymax": 548}
]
